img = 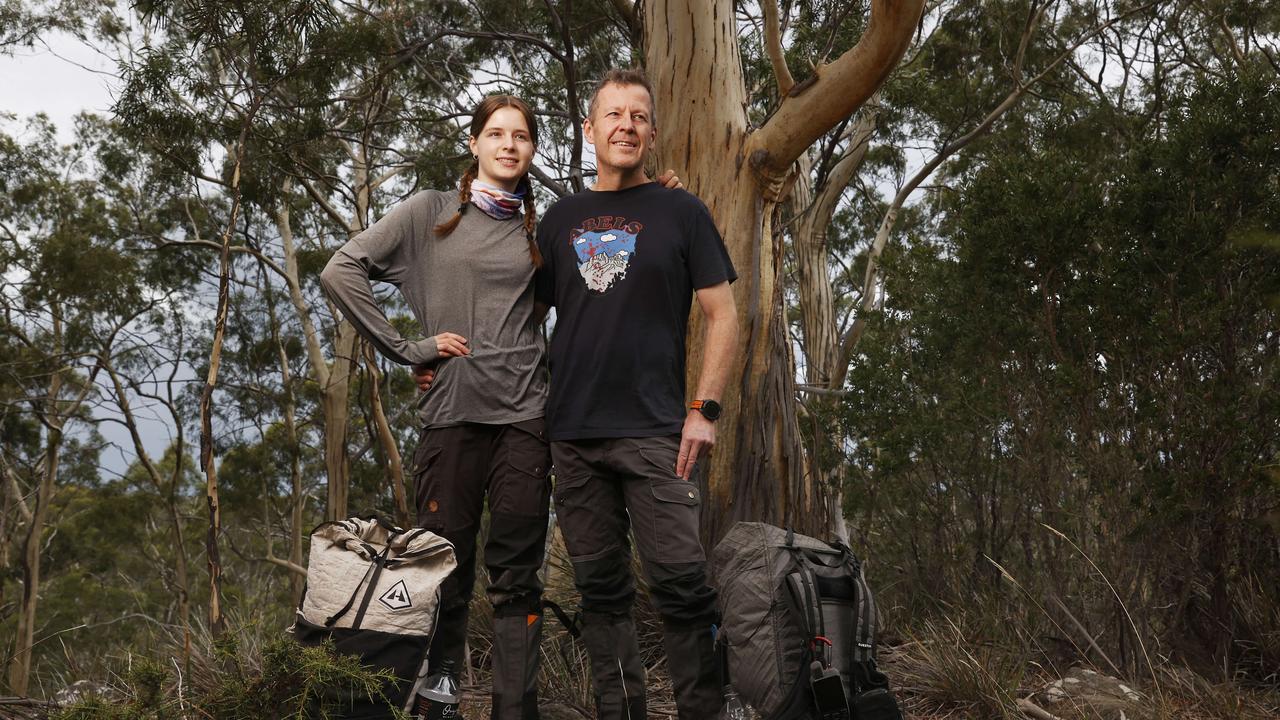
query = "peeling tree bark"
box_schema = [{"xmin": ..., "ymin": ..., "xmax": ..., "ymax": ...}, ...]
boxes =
[{"xmin": 643, "ymin": 0, "xmax": 924, "ymax": 542}]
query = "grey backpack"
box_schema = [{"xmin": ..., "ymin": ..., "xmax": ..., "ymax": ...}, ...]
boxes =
[{"xmin": 712, "ymin": 522, "xmax": 902, "ymax": 720}]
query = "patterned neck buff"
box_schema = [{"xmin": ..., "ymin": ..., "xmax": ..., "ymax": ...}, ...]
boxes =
[{"xmin": 470, "ymin": 179, "xmax": 525, "ymax": 220}]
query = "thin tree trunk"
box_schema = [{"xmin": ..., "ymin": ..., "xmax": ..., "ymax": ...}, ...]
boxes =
[
  {"xmin": 791, "ymin": 105, "xmax": 879, "ymax": 540},
  {"xmin": 365, "ymin": 344, "xmax": 410, "ymax": 527},
  {"xmin": 104, "ymin": 359, "xmax": 193, "ymax": 663},
  {"xmin": 200, "ymin": 144, "xmax": 252, "ymax": 638},
  {"xmin": 275, "ymin": 178, "xmax": 357, "ymax": 523},
  {"xmin": 8, "ymin": 313, "xmax": 65, "ymax": 696},
  {"xmin": 325, "ymin": 325, "xmax": 358, "ymax": 521},
  {"xmin": 0, "ymin": 456, "xmax": 14, "ymax": 571},
  {"xmin": 273, "ymin": 287, "xmax": 307, "ymax": 607}
]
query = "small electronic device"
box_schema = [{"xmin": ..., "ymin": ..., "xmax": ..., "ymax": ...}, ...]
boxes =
[{"xmin": 810, "ymin": 659, "xmax": 851, "ymax": 720}]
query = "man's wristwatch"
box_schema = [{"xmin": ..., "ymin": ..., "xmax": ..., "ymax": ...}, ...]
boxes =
[{"xmin": 689, "ymin": 399, "xmax": 722, "ymax": 421}]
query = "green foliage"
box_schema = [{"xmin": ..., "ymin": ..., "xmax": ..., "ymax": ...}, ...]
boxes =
[{"xmin": 847, "ymin": 66, "xmax": 1280, "ymax": 677}]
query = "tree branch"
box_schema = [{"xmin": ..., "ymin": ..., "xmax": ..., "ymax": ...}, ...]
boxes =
[
  {"xmin": 263, "ymin": 555, "xmax": 307, "ymax": 577},
  {"xmin": 1, "ymin": 453, "xmax": 33, "ymax": 524},
  {"xmin": 275, "ymin": 179, "xmax": 331, "ymax": 389},
  {"xmin": 608, "ymin": 0, "xmax": 640, "ymax": 44},
  {"xmin": 530, "ymin": 164, "xmax": 570, "ymax": 199},
  {"xmin": 151, "ymin": 237, "xmax": 291, "ymax": 282},
  {"xmin": 762, "ymin": 0, "xmax": 796, "ymax": 95},
  {"xmin": 748, "ymin": 0, "xmax": 924, "ymax": 181},
  {"xmin": 296, "ymin": 173, "xmax": 357, "ymax": 234}
]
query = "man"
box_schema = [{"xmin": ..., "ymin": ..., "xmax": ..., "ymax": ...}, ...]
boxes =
[{"xmin": 533, "ymin": 68, "xmax": 739, "ymax": 720}]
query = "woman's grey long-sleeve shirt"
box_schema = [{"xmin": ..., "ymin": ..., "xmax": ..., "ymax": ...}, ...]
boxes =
[{"xmin": 319, "ymin": 189, "xmax": 547, "ymax": 428}]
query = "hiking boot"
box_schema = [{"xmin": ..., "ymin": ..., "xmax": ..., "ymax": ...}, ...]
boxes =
[
  {"xmin": 490, "ymin": 612, "xmax": 543, "ymax": 720},
  {"xmin": 662, "ymin": 622, "xmax": 723, "ymax": 719},
  {"xmin": 580, "ymin": 611, "xmax": 646, "ymax": 720}
]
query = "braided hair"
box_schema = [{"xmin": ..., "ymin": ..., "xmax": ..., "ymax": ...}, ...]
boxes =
[
  {"xmin": 519, "ymin": 175, "xmax": 542, "ymax": 268},
  {"xmin": 433, "ymin": 162, "xmax": 477, "ymax": 238},
  {"xmin": 434, "ymin": 95, "xmax": 542, "ymax": 269}
]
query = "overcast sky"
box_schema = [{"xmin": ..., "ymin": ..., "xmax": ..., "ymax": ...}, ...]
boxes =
[{"xmin": 1, "ymin": 32, "xmax": 120, "ymax": 138}]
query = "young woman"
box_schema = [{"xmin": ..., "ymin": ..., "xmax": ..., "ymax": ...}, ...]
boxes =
[{"xmin": 321, "ymin": 95, "xmax": 553, "ymax": 719}]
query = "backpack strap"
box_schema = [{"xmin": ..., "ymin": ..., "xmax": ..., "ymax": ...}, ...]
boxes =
[
  {"xmin": 784, "ymin": 561, "xmax": 825, "ymax": 642},
  {"xmin": 350, "ymin": 543, "xmax": 393, "ymax": 630},
  {"xmin": 324, "ymin": 559, "xmax": 378, "ymax": 627},
  {"xmin": 853, "ymin": 568, "xmax": 877, "ymax": 663},
  {"xmin": 541, "ymin": 599, "xmax": 581, "ymax": 639},
  {"xmin": 829, "ymin": 538, "xmax": 876, "ymax": 664}
]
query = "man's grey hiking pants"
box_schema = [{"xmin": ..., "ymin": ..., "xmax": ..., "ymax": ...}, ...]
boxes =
[{"xmin": 551, "ymin": 435, "xmax": 723, "ymax": 720}]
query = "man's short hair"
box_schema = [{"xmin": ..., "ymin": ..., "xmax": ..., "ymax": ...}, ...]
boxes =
[{"xmin": 588, "ymin": 68, "xmax": 657, "ymax": 127}]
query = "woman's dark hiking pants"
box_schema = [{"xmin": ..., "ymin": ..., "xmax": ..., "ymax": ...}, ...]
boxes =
[
  {"xmin": 551, "ymin": 436, "xmax": 723, "ymax": 720},
  {"xmin": 412, "ymin": 418, "xmax": 551, "ymax": 720}
]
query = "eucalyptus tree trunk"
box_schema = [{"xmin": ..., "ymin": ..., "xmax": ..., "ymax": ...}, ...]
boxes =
[
  {"xmin": 643, "ymin": 0, "xmax": 922, "ymax": 543},
  {"xmin": 8, "ymin": 311, "xmax": 66, "ymax": 695},
  {"xmin": 323, "ymin": 327, "xmax": 358, "ymax": 520},
  {"xmin": 790, "ymin": 104, "xmax": 880, "ymax": 541},
  {"xmin": 275, "ymin": 178, "xmax": 360, "ymax": 523},
  {"xmin": 281, "ymin": 134, "xmax": 395, "ymax": 522}
]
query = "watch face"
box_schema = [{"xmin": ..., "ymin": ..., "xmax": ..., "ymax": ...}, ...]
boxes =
[{"xmin": 700, "ymin": 400, "xmax": 722, "ymax": 421}]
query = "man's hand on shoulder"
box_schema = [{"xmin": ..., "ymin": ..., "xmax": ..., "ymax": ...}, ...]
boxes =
[
  {"xmin": 677, "ymin": 411, "xmax": 715, "ymax": 480},
  {"xmin": 411, "ymin": 364, "xmax": 435, "ymax": 393},
  {"xmin": 656, "ymin": 169, "xmax": 684, "ymax": 190}
]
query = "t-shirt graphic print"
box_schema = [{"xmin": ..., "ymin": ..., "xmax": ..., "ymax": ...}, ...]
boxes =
[{"xmin": 572, "ymin": 217, "xmax": 644, "ymax": 293}]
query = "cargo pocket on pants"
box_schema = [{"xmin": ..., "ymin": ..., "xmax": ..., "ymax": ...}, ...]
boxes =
[
  {"xmin": 553, "ymin": 473, "xmax": 615, "ymax": 562},
  {"xmin": 492, "ymin": 419, "xmax": 551, "ymax": 519},
  {"xmin": 648, "ymin": 480, "xmax": 705, "ymax": 563}
]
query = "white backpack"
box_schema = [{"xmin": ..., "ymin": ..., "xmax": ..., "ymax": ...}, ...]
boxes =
[{"xmin": 293, "ymin": 517, "xmax": 456, "ymax": 718}]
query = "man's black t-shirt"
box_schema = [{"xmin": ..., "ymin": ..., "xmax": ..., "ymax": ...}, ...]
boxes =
[{"xmin": 535, "ymin": 182, "xmax": 737, "ymax": 441}]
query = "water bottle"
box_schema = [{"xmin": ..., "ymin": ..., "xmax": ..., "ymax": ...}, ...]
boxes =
[
  {"xmin": 413, "ymin": 659, "xmax": 460, "ymax": 719},
  {"xmin": 721, "ymin": 684, "xmax": 747, "ymax": 720}
]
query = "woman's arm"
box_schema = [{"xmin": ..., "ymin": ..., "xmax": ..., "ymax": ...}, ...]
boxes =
[{"xmin": 319, "ymin": 193, "xmax": 469, "ymax": 365}]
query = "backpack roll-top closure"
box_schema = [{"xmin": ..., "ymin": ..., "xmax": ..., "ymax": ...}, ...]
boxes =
[{"xmin": 300, "ymin": 516, "xmax": 457, "ymax": 636}]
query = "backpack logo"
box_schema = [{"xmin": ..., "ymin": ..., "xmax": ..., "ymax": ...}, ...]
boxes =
[{"xmin": 378, "ymin": 580, "xmax": 413, "ymax": 611}]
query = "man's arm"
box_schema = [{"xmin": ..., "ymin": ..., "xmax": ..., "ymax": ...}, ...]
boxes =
[{"xmin": 677, "ymin": 281, "xmax": 738, "ymax": 480}]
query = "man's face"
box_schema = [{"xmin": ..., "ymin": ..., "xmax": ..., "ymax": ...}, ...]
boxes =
[{"xmin": 585, "ymin": 82, "xmax": 656, "ymax": 174}]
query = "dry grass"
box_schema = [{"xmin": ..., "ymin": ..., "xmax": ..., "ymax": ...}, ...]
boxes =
[
  {"xmin": 879, "ymin": 619, "xmax": 1280, "ymax": 720},
  {"xmin": 462, "ymin": 521, "xmax": 1279, "ymax": 720},
  {"xmin": 887, "ymin": 617, "xmax": 1028, "ymax": 719}
]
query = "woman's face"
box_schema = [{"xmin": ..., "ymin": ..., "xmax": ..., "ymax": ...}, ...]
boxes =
[{"xmin": 468, "ymin": 106, "xmax": 535, "ymax": 192}]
